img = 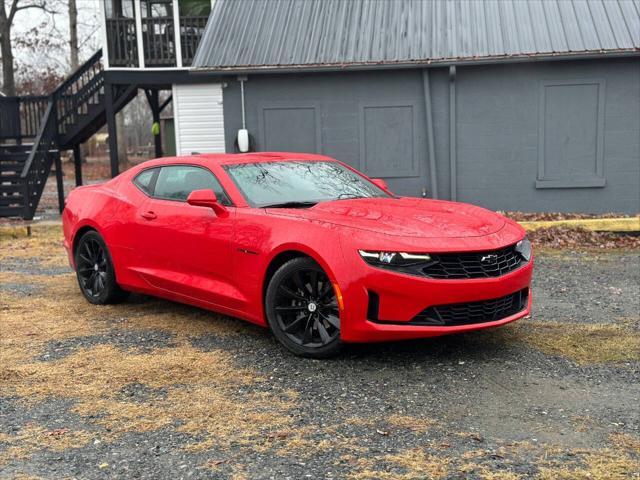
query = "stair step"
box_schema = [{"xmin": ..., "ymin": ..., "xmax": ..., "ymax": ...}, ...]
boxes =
[
  {"xmin": 0, "ymin": 191, "xmax": 23, "ymax": 197},
  {"xmin": 0, "ymin": 195, "xmax": 24, "ymax": 207},
  {"xmin": 0, "ymin": 152, "xmax": 29, "ymax": 161},
  {"xmin": 0, "ymin": 174, "xmax": 23, "ymax": 183},
  {"xmin": 0, "ymin": 182, "xmax": 24, "ymax": 189},
  {"xmin": 0, "ymin": 163, "xmax": 26, "ymax": 173},
  {"xmin": 0, "ymin": 206, "xmax": 25, "ymax": 217},
  {"xmin": 0, "ymin": 144, "xmax": 33, "ymax": 153}
]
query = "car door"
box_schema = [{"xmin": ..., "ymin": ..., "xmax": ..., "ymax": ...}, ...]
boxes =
[{"xmin": 134, "ymin": 164, "xmax": 242, "ymax": 309}]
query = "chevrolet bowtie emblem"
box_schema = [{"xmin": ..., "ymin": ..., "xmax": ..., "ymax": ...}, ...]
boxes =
[{"xmin": 480, "ymin": 254, "xmax": 498, "ymax": 264}]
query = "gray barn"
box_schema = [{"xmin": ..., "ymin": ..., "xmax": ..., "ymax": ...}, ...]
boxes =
[{"xmin": 192, "ymin": 0, "xmax": 640, "ymax": 213}]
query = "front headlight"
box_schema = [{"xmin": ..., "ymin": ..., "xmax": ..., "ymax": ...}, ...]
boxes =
[
  {"xmin": 515, "ymin": 237, "xmax": 532, "ymax": 262},
  {"xmin": 358, "ymin": 250, "xmax": 432, "ymax": 267}
]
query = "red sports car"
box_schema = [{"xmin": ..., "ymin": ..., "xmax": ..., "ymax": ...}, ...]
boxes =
[{"xmin": 62, "ymin": 152, "xmax": 533, "ymax": 357}]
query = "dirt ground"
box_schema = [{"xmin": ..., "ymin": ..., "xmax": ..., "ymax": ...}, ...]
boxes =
[{"xmin": 0, "ymin": 225, "xmax": 639, "ymax": 479}]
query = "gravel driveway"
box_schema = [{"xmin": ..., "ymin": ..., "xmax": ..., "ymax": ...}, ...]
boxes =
[{"xmin": 1, "ymin": 226, "xmax": 638, "ymax": 479}]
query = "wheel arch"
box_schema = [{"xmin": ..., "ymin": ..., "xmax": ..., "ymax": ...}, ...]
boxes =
[
  {"xmin": 71, "ymin": 223, "xmax": 101, "ymax": 257},
  {"xmin": 261, "ymin": 244, "xmax": 340, "ymax": 306}
]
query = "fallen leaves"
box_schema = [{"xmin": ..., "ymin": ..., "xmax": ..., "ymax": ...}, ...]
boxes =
[
  {"xmin": 503, "ymin": 212, "xmax": 635, "ymax": 222},
  {"xmin": 528, "ymin": 226, "xmax": 640, "ymax": 250}
]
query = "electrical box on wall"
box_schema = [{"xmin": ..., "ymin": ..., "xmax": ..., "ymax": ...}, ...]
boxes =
[{"xmin": 237, "ymin": 129, "xmax": 249, "ymax": 153}]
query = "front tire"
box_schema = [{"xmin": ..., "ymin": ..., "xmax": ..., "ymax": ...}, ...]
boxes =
[
  {"xmin": 265, "ymin": 257, "xmax": 342, "ymax": 358},
  {"xmin": 74, "ymin": 230, "xmax": 129, "ymax": 305}
]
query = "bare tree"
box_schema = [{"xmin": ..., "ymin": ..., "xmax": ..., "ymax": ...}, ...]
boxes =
[
  {"xmin": 0, "ymin": 0, "xmax": 56, "ymax": 95},
  {"xmin": 67, "ymin": 0, "xmax": 77, "ymax": 71},
  {"xmin": 116, "ymin": 111, "xmax": 127, "ymax": 166}
]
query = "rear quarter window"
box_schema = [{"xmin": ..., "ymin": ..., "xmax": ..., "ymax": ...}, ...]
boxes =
[{"xmin": 133, "ymin": 168, "xmax": 158, "ymax": 195}]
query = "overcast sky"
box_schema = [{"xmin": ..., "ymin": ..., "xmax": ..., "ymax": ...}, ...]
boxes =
[{"xmin": 11, "ymin": 0, "xmax": 102, "ymax": 73}]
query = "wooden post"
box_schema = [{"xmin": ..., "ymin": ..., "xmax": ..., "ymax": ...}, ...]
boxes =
[
  {"xmin": 104, "ymin": 82, "xmax": 119, "ymax": 177},
  {"xmin": 73, "ymin": 144, "xmax": 83, "ymax": 186},
  {"xmin": 54, "ymin": 151, "xmax": 65, "ymax": 213},
  {"xmin": 145, "ymin": 89, "xmax": 163, "ymax": 158}
]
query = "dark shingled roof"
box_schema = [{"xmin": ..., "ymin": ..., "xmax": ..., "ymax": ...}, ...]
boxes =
[{"xmin": 192, "ymin": 0, "xmax": 640, "ymax": 72}]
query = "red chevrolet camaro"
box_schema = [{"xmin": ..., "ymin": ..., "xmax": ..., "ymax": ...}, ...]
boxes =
[{"xmin": 62, "ymin": 152, "xmax": 533, "ymax": 357}]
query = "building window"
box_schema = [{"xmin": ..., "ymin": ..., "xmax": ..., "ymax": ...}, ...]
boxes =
[{"xmin": 537, "ymin": 79, "xmax": 606, "ymax": 189}]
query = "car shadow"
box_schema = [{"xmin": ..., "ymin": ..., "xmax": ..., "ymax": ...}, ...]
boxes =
[
  {"xmin": 121, "ymin": 294, "xmax": 524, "ymax": 365},
  {"xmin": 339, "ymin": 327, "xmax": 523, "ymax": 363}
]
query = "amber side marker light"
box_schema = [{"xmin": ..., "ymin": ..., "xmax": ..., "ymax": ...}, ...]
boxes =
[{"xmin": 332, "ymin": 282, "xmax": 345, "ymax": 312}]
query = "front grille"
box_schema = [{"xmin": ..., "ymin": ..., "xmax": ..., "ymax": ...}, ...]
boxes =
[
  {"xmin": 409, "ymin": 288, "xmax": 529, "ymax": 326},
  {"xmin": 422, "ymin": 244, "xmax": 525, "ymax": 279}
]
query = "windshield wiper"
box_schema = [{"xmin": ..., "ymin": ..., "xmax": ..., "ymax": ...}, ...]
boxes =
[
  {"xmin": 337, "ymin": 193, "xmax": 365, "ymax": 200},
  {"xmin": 262, "ymin": 201, "xmax": 317, "ymax": 208}
]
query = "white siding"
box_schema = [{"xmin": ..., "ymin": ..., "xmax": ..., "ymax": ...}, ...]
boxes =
[{"xmin": 173, "ymin": 83, "xmax": 225, "ymax": 155}]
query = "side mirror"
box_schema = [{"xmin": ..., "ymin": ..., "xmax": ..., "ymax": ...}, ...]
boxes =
[
  {"xmin": 187, "ymin": 189, "xmax": 228, "ymax": 216},
  {"xmin": 371, "ymin": 178, "xmax": 389, "ymax": 191}
]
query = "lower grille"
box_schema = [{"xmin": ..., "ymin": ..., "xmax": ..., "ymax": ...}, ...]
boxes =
[{"xmin": 410, "ymin": 289, "xmax": 529, "ymax": 326}]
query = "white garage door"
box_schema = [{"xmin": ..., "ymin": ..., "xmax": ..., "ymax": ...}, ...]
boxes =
[{"xmin": 172, "ymin": 83, "xmax": 225, "ymax": 155}]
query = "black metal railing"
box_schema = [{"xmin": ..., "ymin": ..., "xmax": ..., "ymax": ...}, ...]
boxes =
[
  {"xmin": 106, "ymin": 18, "xmax": 138, "ymax": 67},
  {"xmin": 0, "ymin": 95, "xmax": 48, "ymax": 141},
  {"xmin": 180, "ymin": 16, "xmax": 208, "ymax": 66},
  {"xmin": 0, "ymin": 96, "xmax": 20, "ymax": 140},
  {"xmin": 104, "ymin": 15, "xmax": 208, "ymax": 67},
  {"xmin": 19, "ymin": 99, "xmax": 59, "ymax": 219},
  {"xmin": 55, "ymin": 49, "xmax": 104, "ymax": 136},
  {"xmin": 0, "ymin": 50, "xmax": 105, "ymax": 219},
  {"xmin": 19, "ymin": 96, "xmax": 49, "ymax": 138},
  {"xmin": 0, "ymin": 51, "xmax": 103, "ymax": 146},
  {"xmin": 142, "ymin": 17, "xmax": 175, "ymax": 67}
]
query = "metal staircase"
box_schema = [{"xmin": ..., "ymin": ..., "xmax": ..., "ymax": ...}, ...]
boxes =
[{"xmin": 0, "ymin": 49, "xmax": 137, "ymax": 219}]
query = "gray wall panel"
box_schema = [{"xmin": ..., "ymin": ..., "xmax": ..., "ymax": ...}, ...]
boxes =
[
  {"xmin": 455, "ymin": 58, "xmax": 639, "ymax": 213},
  {"xmin": 223, "ymin": 70, "xmax": 434, "ymax": 198},
  {"xmin": 259, "ymin": 103, "xmax": 320, "ymax": 153},
  {"xmin": 221, "ymin": 58, "xmax": 639, "ymax": 213}
]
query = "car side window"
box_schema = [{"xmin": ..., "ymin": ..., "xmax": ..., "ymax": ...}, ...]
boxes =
[
  {"xmin": 153, "ymin": 165, "xmax": 231, "ymax": 205},
  {"xmin": 133, "ymin": 168, "xmax": 158, "ymax": 195}
]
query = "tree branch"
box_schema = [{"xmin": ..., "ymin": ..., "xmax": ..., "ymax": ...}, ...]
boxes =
[{"xmin": 9, "ymin": 0, "xmax": 58, "ymax": 23}]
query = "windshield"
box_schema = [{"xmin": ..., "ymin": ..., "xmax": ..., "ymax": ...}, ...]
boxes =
[{"xmin": 224, "ymin": 161, "xmax": 390, "ymax": 207}]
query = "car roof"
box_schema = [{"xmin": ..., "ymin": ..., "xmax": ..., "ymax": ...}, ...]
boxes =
[{"xmin": 138, "ymin": 152, "xmax": 336, "ymax": 169}]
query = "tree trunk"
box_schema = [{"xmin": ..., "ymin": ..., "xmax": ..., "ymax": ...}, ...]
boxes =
[
  {"xmin": 0, "ymin": 16, "xmax": 15, "ymax": 96},
  {"xmin": 116, "ymin": 111, "xmax": 128, "ymax": 168},
  {"xmin": 68, "ymin": 0, "xmax": 79, "ymax": 71}
]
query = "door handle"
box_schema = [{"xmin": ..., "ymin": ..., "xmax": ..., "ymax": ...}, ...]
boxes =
[{"xmin": 141, "ymin": 211, "xmax": 157, "ymax": 220}]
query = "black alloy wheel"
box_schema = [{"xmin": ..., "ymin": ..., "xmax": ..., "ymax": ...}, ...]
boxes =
[
  {"xmin": 266, "ymin": 257, "xmax": 342, "ymax": 358},
  {"xmin": 75, "ymin": 231, "xmax": 129, "ymax": 304}
]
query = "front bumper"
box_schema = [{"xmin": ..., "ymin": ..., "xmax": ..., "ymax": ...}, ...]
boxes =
[{"xmin": 338, "ymin": 255, "xmax": 533, "ymax": 343}]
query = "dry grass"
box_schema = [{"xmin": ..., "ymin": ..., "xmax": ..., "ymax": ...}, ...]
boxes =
[
  {"xmin": 475, "ymin": 320, "xmax": 640, "ymax": 365},
  {"xmin": 537, "ymin": 448, "xmax": 640, "ymax": 479},
  {"xmin": 345, "ymin": 440, "xmax": 640, "ymax": 480},
  {"xmin": 0, "ymin": 269, "xmax": 253, "ymax": 352},
  {"xmin": 0, "ymin": 224, "xmax": 68, "ymax": 268},
  {"xmin": 387, "ymin": 414, "xmax": 436, "ymax": 433},
  {"xmin": 0, "ymin": 342, "xmax": 296, "ymax": 453},
  {"xmin": 610, "ymin": 433, "xmax": 640, "ymax": 453},
  {"xmin": 520, "ymin": 321, "xmax": 639, "ymax": 364},
  {"xmin": 2, "ymin": 223, "xmax": 639, "ymax": 476},
  {"xmin": 0, "ymin": 424, "xmax": 93, "ymax": 466},
  {"xmin": 348, "ymin": 449, "xmax": 451, "ymax": 480},
  {"xmin": 0, "ymin": 224, "xmax": 295, "ymax": 464}
]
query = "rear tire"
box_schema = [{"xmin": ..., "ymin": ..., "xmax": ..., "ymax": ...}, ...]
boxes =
[
  {"xmin": 74, "ymin": 230, "xmax": 129, "ymax": 305},
  {"xmin": 265, "ymin": 257, "xmax": 342, "ymax": 358}
]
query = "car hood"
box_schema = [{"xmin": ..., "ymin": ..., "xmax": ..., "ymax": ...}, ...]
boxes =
[{"xmin": 268, "ymin": 197, "xmax": 506, "ymax": 238}]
